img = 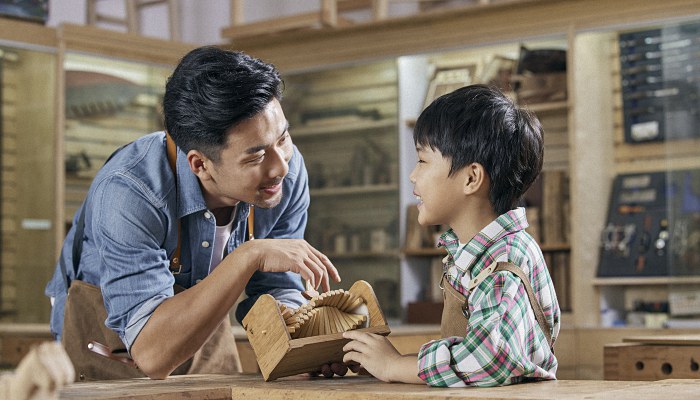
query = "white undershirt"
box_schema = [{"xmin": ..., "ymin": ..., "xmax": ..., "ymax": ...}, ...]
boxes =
[{"xmin": 208, "ymin": 207, "xmax": 236, "ymax": 274}]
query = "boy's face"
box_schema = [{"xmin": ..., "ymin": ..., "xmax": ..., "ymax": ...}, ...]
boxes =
[
  {"xmin": 195, "ymin": 98, "xmax": 294, "ymax": 210},
  {"xmin": 409, "ymin": 145, "xmax": 466, "ymax": 227}
]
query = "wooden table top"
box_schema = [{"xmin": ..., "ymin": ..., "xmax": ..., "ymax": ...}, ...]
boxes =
[
  {"xmin": 58, "ymin": 374, "xmax": 700, "ymax": 399},
  {"xmin": 622, "ymin": 334, "xmax": 700, "ymax": 345}
]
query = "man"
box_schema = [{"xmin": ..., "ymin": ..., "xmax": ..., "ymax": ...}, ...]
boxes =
[{"xmin": 45, "ymin": 46, "xmax": 340, "ymax": 379}]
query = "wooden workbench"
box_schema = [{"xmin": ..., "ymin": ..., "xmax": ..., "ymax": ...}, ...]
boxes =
[{"xmin": 58, "ymin": 374, "xmax": 700, "ymax": 399}]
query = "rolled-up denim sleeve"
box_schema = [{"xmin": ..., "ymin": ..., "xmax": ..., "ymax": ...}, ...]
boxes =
[{"xmin": 90, "ymin": 175, "xmax": 175, "ymax": 349}]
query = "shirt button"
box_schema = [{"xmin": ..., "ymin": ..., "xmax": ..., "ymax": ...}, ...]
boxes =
[
  {"xmin": 204, "ymin": 212, "xmax": 212, "ymax": 219},
  {"xmin": 202, "ymin": 241, "xmax": 210, "ymax": 248}
]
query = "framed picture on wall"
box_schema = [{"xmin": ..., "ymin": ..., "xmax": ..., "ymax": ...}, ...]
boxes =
[{"xmin": 423, "ymin": 64, "xmax": 478, "ymax": 110}]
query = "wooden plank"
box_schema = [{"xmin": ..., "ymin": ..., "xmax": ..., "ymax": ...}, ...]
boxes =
[
  {"xmin": 56, "ymin": 374, "xmax": 700, "ymax": 399},
  {"xmin": 223, "ymin": 11, "xmax": 323, "ymax": 40},
  {"xmin": 622, "ymin": 335, "xmax": 700, "ymax": 346},
  {"xmin": 0, "ymin": 18, "xmax": 56, "ymax": 48},
  {"xmin": 224, "ymin": 0, "xmax": 700, "ymax": 72},
  {"xmin": 59, "ymin": 23, "xmax": 192, "ymax": 66}
]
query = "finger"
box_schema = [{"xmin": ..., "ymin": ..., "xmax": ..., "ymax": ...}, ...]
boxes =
[
  {"xmin": 304, "ymin": 253, "xmax": 322, "ymax": 291},
  {"xmin": 343, "ymin": 351, "xmax": 363, "ymax": 366},
  {"xmin": 331, "ymin": 363, "xmax": 348, "ymax": 376},
  {"xmin": 343, "ymin": 330, "xmax": 373, "ymax": 343},
  {"xmin": 342, "ymin": 339, "xmax": 371, "ymax": 355},
  {"xmin": 320, "ymin": 364, "xmax": 334, "ymax": 378},
  {"xmin": 307, "ymin": 242, "xmax": 340, "ymax": 283},
  {"xmin": 295, "ymin": 262, "xmax": 316, "ymax": 289}
]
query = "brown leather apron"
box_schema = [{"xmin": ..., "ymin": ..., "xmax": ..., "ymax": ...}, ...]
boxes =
[
  {"xmin": 60, "ymin": 134, "xmax": 242, "ymax": 381},
  {"xmin": 62, "ymin": 280, "xmax": 241, "ymax": 381},
  {"xmin": 440, "ymin": 261, "xmax": 553, "ymax": 350}
]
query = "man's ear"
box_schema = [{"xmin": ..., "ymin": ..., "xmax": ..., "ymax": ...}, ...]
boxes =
[
  {"xmin": 463, "ymin": 163, "xmax": 488, "ymax": 195},
  {"xmin": 187, "ymin": 150, "xmax": 212, "ymax": 181}
]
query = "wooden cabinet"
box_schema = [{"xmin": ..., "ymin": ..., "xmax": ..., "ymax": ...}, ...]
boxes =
[
  {"xmin": 0, "ymin": 20, "xmax": 190, "ymax": 324},
  {"xmin": 56, "ymin": 24, "xmax": 191, "ymax": 238},
  {"xmin": 283, "ymin": 60, "xmax": 402, "ymax": 319},
  {"xmin": 0, "ymin": 19, "xmax": 58, "ymax": 323},
  {"xmin": 61, "ymin": 52, "xmax": 172, "ymax": 228}
]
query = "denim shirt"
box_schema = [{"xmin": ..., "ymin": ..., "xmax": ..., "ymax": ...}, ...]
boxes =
[{"xmin": 45, "ymin": 132, "xmax": 307, "ymax": 350}]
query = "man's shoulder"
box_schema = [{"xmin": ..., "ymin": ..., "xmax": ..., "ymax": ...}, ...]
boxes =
[{"xmin": 91, "ymin": 132, "xmax": 173, "ymax": 206}]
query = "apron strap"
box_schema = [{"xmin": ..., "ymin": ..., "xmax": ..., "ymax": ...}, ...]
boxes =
[
  {"xmin": 442, "ymin": 261, "xmax": 553, "ymax": 350},
  {"xmin": 165, "ymin": 133, "xmax": 182, "ymax": 274},
  {"xmin": 493, "ymin": 262, "xmax": 553, "ymax": 349}
]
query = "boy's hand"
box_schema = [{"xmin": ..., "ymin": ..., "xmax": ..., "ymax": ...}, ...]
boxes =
[{"xmin": 342, "ymin": 331, "xmax": 406, "ymax": 382}]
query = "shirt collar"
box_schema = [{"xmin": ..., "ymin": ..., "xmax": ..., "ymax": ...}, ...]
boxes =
[
  {"xmin": 438, "ymin": 207, "xmax": 530, "ymax": 273},
  {"xmin": 172, "ymin": 138, "xmax": 208, "ymax": 218}
]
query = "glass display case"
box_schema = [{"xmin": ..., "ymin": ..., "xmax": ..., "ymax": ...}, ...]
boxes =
[
  {"xmin": 0, "ymin": 44, "xmax": 57, "ymax": 322},
  {"xmin": 282, "ymin": 60, "xmax": 402, "ymax": 319},
  {"xmin": 591, "ymin": 17, "xmax": 700, "ymax": 328},
  {"xmin": 62, "ymin": 53, "xmax": 171, "ymax": 227}
]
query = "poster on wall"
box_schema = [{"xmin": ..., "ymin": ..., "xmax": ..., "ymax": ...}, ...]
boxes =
[{"xmin": 0, "ymin": 0, "xmax": 48, "ymax": 23}]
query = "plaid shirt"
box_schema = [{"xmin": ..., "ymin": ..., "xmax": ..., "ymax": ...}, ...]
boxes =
[{"xmin": 417, "ymin": 207, "xmax": 560, "ymax": 387}]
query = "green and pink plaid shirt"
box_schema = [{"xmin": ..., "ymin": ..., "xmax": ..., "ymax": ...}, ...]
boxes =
[{"xmin": 417, "ymin": 207, "xmax": 560, "ymax": 387}]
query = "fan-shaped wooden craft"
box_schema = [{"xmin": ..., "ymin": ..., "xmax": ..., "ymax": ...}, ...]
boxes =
[
  {"xmin": 243, "ymin": 280, "xmax": 390, "ymax": 381},
  {"xmin": 280, "ymin": 289, "xmax": 367, "ymax": 339}
]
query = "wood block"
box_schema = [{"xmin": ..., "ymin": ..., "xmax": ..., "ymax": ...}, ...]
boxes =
[
  {"xmin": 604, "ymin": 342, "xmax": 700, "ymax": 380},
  {"xmin": 243, "ymin": 280, "xmax": 390, "ymax": 381}
]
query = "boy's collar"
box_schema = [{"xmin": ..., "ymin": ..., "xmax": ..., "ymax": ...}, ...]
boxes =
[{"xmin": 439, "ymin": 207, "xmax": 530, "ymax": 272}]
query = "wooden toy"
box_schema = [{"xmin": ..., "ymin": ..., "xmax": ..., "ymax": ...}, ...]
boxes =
[{"xmin": 242, "ymin": 280, "xmax": 390, "ymax": 381}]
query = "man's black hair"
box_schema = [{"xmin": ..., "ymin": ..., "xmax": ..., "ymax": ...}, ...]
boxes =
[
  {"xmin": 163, "ymin": 46, "xmax": 283, "ymax": 161},
  {"xmin": 413, "ymin": 84, "xmax": 544, "ymax": 215}
]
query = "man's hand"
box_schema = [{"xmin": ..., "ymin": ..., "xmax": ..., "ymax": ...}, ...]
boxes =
[
  {"xmin": 309, "ymin": 363, "xmax": 348, "ymax": 378},
  {"xmin": 240, "ymin": 239, "xmax": 340, "ymax": 292},
  {"xmin": 342, "ymin": 331, "xmax": 422, "ymax": 384}
]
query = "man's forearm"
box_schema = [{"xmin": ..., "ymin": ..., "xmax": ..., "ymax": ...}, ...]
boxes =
[{"xmin": 130, "ymin": 245, "xmax": 256, "ymax": 378}]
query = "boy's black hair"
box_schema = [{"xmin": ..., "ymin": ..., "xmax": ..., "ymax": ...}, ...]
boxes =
[
  {"xmin": 163, "ymin": 46, "xmax": 283, "ymax": 161},
  {"xmin": 413, "ymin": 84, "xmax": 544, "ymax": 215}
]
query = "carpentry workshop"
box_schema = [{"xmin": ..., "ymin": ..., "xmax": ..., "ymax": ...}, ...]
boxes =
[{"xmin": 1, "ymin": 0, "xmax": 700, "ymax": 399}]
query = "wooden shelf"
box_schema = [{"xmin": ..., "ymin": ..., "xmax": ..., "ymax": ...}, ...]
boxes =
[
  {"xmin": 525, "ymin": 100, "xmax": 569, "ymax": 114},
  {"xmin": 326, "ymin": 250, "xmax": 400, "ymax": 259},
  {"xmin": 403, "ymin": 242, "xmax": 570, "ymax": 257},
  {"xmin": 310, "ymin": 183, "xmax": 398, "ymax": 197},
  {"xmin": 404, "ymin": 100, "xmax": 567, "ymax": 129},
  {"xmin": 403, "ymin": 247, "xmax": 444, "ymax": 257},
  {"xmin": 592, "ymin": 276, "xmax": 700, "ymax": 286},
  {"xmin": 292, "ymin": 118, "xmax": 395, "ymax": 138},
  {"xmin": 540, "ymin": 242, "xmax": 571, "ymax": 252}
]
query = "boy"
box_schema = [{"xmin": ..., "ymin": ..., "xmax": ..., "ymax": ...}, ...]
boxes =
[{"xmin": 343, "ymin": 84, "xmax": 559, "ymax": 387}]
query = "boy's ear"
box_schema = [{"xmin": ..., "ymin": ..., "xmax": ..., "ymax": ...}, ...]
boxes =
[
  {"xmin": 187, "ymin": 150, "xmax": 212, "ymax": 181},
  {"xmin": 463, "ymin": 163, "xmax": 487, "ymax": 195}
]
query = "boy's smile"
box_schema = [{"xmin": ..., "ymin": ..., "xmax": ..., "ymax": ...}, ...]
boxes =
[{"xmin": 409, "ymin": 145, "xmax": 465, "ymax": 227}]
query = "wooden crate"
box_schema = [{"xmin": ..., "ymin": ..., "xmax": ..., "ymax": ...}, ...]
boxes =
[
  {"xmin": 604, "ymin": 335, "xmax": 700, "ymax": 380},
  {"xmin": 242, "ymin": 280, "xmax": 390, "ymax": 381}
]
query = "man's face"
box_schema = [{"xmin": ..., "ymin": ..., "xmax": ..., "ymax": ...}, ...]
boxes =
[
  {"xmin": 409, "ymin": 144, "xmax": 464, "ymax": 227},
  {"xmin": 197, "ymin": 98, "xmax": 293, "ymax": 210}
]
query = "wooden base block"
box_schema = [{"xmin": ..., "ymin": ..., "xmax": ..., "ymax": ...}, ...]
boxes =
[
  {"xmin": 604, "ymin": 342, "xmax": 700, "ymax": 380},
  {"xmin": 243, "ymin": 280, "xmax": 390, "ymax": 381}
]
